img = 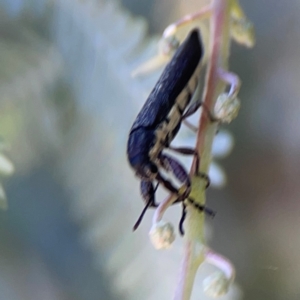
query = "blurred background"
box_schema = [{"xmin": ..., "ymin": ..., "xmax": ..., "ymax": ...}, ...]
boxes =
[{"xmin": 0, "ymin": 0, "xmax": 299, "ymax": 299}]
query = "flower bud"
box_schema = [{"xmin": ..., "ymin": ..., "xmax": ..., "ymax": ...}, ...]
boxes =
[
  {"xmin": 214, "ymin": 93, "xmax": 240, "ymax": 123},
  {"xmin": 149, "ymin": 220, "xmax": 175, "ymax": 249},
  {"xmin": 203, "ymin": 271, "xmax": 231, "ymax": 298}
]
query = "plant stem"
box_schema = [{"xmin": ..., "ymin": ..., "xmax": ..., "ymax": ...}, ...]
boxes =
[
  {"xmin": 192, "ymin": 0, "xmax": 230, "ymax": 175},
  {"xmin": 174, "ymin": 1, "xmax": 232, "ymax": 299}
]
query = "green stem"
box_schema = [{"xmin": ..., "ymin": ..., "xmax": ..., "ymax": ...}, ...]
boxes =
[{"xmin": 174, "ymin": 1, "xmax": 232, "ymax": 299}]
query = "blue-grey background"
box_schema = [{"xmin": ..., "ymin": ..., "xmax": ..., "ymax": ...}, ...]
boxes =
[{"xmin": 0, "ymin": 0, "xmax": 299, "ymax": 299}]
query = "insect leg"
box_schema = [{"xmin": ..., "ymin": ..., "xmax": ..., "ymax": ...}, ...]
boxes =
[
  {"xmin": 160, "ymin": 154, "xmax": 190, "ymax": 185},
  {"xmin": 168, "ymin": 146, "xmax": 196, "ymax": 156},
  {"xmin": 182, "ymin": 120, "xmax": 198, "ymax": 132},
  {"xmin": 166, "ymin": 147, "xmax": 210, "ymax": 189},
  {"xmin": 167, "ymin": 146, "xmax": 200, "ymax": 176},
  {"xmin": 155, "ymin": 171, "xmax": 187, "ymax": 204},
  {"xmin": 187, "ymin": 197, "xmax": 216, "ymax": 218},
  {"xmin": 179, "ymin": 200, "xmax": 215, "ymax": 236},
  {"xmin": 156, "ymin": 172, "xmax": 179, "ymax": 195},
  {"xmin": 179, "ymin": 203, "xmax": 187, "ymax": 235},
  {"xmin": 182, "ymin": 101, "xmax": 217, "ymax": 125},
  {"xmin": 197, "ymin": 172, "xmax": 210, "ymax": 188},
  {"xmin": 182, "ymin": 101, "xmax": 202, "ymax": 119},
  {"xmin": 159, "ymin": 154, "xmax": 191, "ymax": 201}
]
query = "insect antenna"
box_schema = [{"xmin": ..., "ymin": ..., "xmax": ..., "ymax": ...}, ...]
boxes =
[
  {"xmin": 133, "ymin": 200, "xmax": 152, "ymax": 231},
  {"xmin": 133, "ymin": 183, "xmax": 160, "ymax": 231}
]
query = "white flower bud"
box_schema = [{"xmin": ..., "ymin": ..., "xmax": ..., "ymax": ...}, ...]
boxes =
[
  {"xmin": 212, "ymin": 130, "xmax": 234, "ymax": 158},
  {"xmin": 203, "ymin": 271, "xmax": 231, "ymax": 298},
  {"xmin": 204, "ymin": 248, "xmax": 235, "ymax": 297},
  {"xmin": 209, "ymin": 162, "xmax": 227, "ymax": 188},
  {"xmin": 158, "ymin": 35, "xmax": 179, "ymax": 57},
  {"xmin": 163, "ymin": 24, "xmax": 177, "ymax": 39},
  {"xmin": 214, "ymin": 93, "xmax": 240, "ymax": 123},
  {"xmin": 149, "ymin": 220, "xmax": 175, "ymax": 249}
]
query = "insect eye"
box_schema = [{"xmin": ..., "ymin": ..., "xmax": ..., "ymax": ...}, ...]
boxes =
[
  {"xmin": 150, "ymin": 164, "xmax": 158, "ymax": 174},
  {"xmin": 145, "ymin": 164, "xmax": 157, "ymax": 177}
]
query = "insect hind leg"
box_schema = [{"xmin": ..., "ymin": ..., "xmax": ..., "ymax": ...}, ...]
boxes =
[
  {"xmin": 187, "ymin": 197, "xmax": 216, "ymax": 218},
  {"xmin": 178, "ymin": 198, "xmax": 216, "ymax": 236},
  {"xmin": 178, "ymin": 199, "xmax": 216, "ymax": 235},
  {"xmin": 179, "ymin": 203, "xmax": 187, "ymax": 235},
  {"xmin": 160, "ymin": 154, "xmax": 190, "ymax": 186},
  {"xmin": 167, "ymin": 146, "xmax": 210, "ymax": 188}
]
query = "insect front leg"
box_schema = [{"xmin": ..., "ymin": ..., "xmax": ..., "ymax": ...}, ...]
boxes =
[
  {"xmin": 181, "ymin": 101, "xmax": 202, "ymax": 132},
  {"xmin": 182, "ymin": 101, "xmax": 202, "ymax": 119},
  {"xmin": 182, "ymin": 101, "xmax": 217, "ymax": 129}
]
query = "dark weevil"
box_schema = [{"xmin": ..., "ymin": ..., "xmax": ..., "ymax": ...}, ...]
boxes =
[{"xmin": 127, "ymin": 29, "xmax": 214, "ymax": 233}]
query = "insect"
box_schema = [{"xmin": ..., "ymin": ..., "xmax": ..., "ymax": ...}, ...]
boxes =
[{"xmin": 127, "ymin": 29, "xmax": 212, "ymax": 231}]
